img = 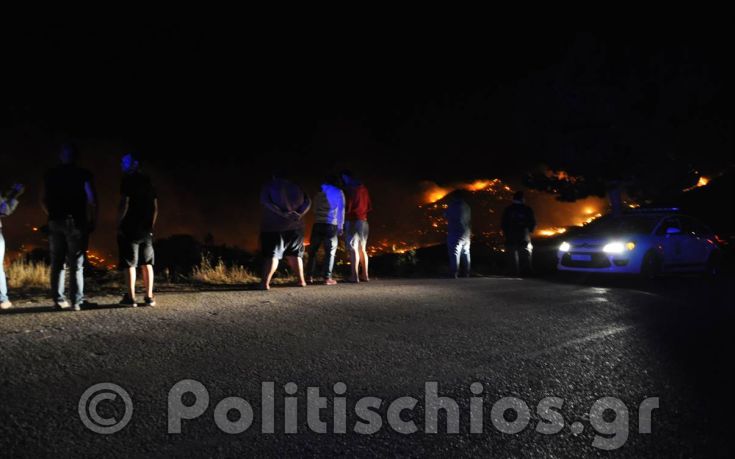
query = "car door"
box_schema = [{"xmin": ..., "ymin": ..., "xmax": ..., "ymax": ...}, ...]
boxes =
[
  {"xmin": 679, "ymin": 216, "xmax": 710, "ymax": 266},
  {"xmin": 656, "ymin": 217, "xmax": 685, "ymax": 270}
]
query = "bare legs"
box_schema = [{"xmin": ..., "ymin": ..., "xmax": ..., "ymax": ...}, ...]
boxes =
[
  {"xmin": 125, "ymin": 267, "xmax": 136, "ymax": 299},
  {"xmin": 261, "ymin": 256, "xmax": 306, "ymax": 290},
  {"xmin": 285, "ymin": 256, "xmax": 307, "ymax": 287},
  {"xmin": 142, "ymin": 264, "xmax": 154, "ymax": 298},
  {"xmin": 125, "ymin": 265, "xmax": 154, "ymax": 299},
  {"xmin": 261, "ymin": 257, "xmax": 279, "ymax": 290},
  {"xmin": 348, "ymin": 242, "xmax": 369, "ymax": 282}
]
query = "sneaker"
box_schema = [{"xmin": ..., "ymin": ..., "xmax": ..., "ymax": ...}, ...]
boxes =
[
  {"xmin": 71, "ymin": 303, "xmax": 82, "ymax": 311},
  {"xmin": 119, "ymin": 294, "xmax": 137, "ymax": 307},
  {"xmin": 324, "ymin": 278, "xmax": 337, "ymax": 285},
  {"xmin": 54, "ymin": 300, "xmax": 70, "ymax": 310},
  {"xmin": 0, "ymin": 300, "xmax": 12, "ymax": 310},
  {"xmin": 144, "ymin": 296, "xmax": 156, "ymax": 307}
]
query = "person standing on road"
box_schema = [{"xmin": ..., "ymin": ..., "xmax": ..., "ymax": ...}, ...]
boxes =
[
  {"xmin": 117, "ymin": 152, "xmax": 158, "ymax": 307},
  {"xmin": 0, "ymin": 183, "xmax": 25, "ymax": 310},
  {"xmin": 444, "ymin": 190, "xmax": 471, "ymax": 278},
  {"xmin": 341, "ymin": 170, "xmax": 372, "ymax": 283},
  {"xmin": 501, "ymin": 191, "xmax": 536, "ymax": 277},
  {"xmin": 41, "ymin": 143, "xmax": 98, "ymax": 311},
  {"xmin": 306, "ymin": 175, "xmax": 345, "ymax": 285},
  {"xmin": 259, "ymin": 170, "xmax": 311, "ymax": 290}
]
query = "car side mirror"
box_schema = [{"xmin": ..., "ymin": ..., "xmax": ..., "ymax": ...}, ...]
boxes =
[{"xmin": 666, "ymin": 227, "xmax": 682, "ymax": 235}]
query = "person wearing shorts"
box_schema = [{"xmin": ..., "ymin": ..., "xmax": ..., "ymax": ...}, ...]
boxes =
[
  {"xmin": 117, "ymin": 152, "xmax": 158, "ymax": 307},
  {"xmin": 259, "ymin": 171, "xmax": 311, "ymax": 290},
  {"xmin": 341, "ymin": 170, "xmax": 372, "ymax": 282}
]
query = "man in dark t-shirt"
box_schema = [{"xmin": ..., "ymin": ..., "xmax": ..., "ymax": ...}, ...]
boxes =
[
  {"xmin": 117, "ymin": 152, "xmax": 158, "ymax": 307},
  {"xmin": 501, "ymin": 191, "xmax": 536, "ymax": 276},
  {"xmin": 42, "ymin": 143, "xmax": 98, "ymax": 310}
]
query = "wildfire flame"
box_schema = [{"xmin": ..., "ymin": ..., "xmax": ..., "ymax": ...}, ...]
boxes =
[
  {"xmin": 545, "ymin": 169, "xmax": 579, "ymax": 183},
  {"xmin": 683, "ymin": 176, "xmax": 710, "ymax": 192},
  {"xmin": 85, "ymin": 250, "xmax": 115, "ymax": 270},
  {"xmin": 537, "ymin": 227, "xmax": 567, "ymax": 237},
  {"xmin": 422, "ymin": 178, "xmax": 504, "ymax": 204}
]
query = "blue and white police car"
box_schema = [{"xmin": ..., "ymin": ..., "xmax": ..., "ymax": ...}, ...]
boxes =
[{"xmin": 557, "ymin": 209, "xmax": 721, "ymax": 276}]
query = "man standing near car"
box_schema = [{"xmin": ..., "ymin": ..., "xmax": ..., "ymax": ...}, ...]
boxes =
[
  {"xmin": 501, "ymin": 191, "xmax": 536, "ymax": 277},
  {"xmin": 118, "ymin": 152, "xmax": 158, "ymax": 307},
  {"xmin": 41, "ymin": 143, "xmax": 98, "ymax": 311}
]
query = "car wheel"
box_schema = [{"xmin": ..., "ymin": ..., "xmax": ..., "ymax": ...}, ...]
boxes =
[{"xmin": 641, "ymin": 251, "xmax": 662, "ymax": 278}]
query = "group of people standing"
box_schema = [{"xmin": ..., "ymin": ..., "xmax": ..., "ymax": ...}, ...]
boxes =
[
  {"xmin": 1, "ymin": 144, "xmax": 158, "ymax": 311},
  {"xmin": 442, "ymin": 189, "xmax": 536, "ymax": 279},
  {"xmin": 1, "ymin": 145, "xmax": 538, "ymax": 309},
  {"xmin": 259, "ymin": 170, "xmax": 372, "ymax": 290}
]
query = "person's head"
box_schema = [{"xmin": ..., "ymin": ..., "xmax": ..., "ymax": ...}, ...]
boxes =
[
  {"xmin": 448, "ymin": 189, "xmax": 467, "ymax": 202},
  {"xmin": 512, "ymin": 191, "xmax": 525, "ymax": 204},
  {"xmin": 121, "ymin": 152, "xmax": 142, "ymax": 174},
  {"xmin": 340, "ymin": 169, "xmax": 356, "ymax": 186},
  {"xmin": 322, "ymin": 174, "xmax": 339, "ymax": 188},
  {"xmin": 59, "ymin": 143, "xmax": 79, "ymax": 165}
]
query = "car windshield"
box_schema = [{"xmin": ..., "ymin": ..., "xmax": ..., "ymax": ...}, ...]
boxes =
[{"xmin": 582, "ymin": 215, "xmax": 660, "ymax": 235}]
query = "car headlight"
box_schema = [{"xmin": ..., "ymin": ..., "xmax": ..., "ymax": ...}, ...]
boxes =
[
  {"xmin": 559, "ymin": 242, "xmax": 571, "ymax": 252},
  {"xmin": 603, "ymin": 241, "xmax": 635, "ymax": 254}
]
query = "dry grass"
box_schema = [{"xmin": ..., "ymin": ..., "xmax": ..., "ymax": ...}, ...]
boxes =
[
  {"xmin": 191, "ymin": 257, "xmax": 259, "ymax": 285},
  {"xmin": 6, "ymin": 259, "xmax": 50, "ymax": 289}
]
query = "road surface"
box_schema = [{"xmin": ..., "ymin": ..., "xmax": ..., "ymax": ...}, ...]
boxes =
[{"xmin": 1, "ymin": 276, "xmax": 733, "ymax": 457}]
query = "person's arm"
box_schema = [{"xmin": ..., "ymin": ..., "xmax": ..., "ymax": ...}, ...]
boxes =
[
  {"xmin": 0, "ymin": 184, "xmax": 22, "ymax": 217},
  {"xmin": 85, "ymin": 178, "xmax": 98, "ymax": 232},
  {"xmin": 152, "ymin": 198, "xmax": 159, "ymax": 229},
  {"xmin": 337, "ymin": 191, "xmax": 345, "ymax": 232},
  {"xmin": 0, "ymin": 196, "xmax": 18, "ymax": 217},
  {"xmin": 527, "ymin": 207, "xmax": 536, "ymax": 233},
  {"xmin": 40, "ymin": 177, "xmax": 49, "ymax": 216},
  {"xmin": 365, "ymin": 188, "xmax": 373, "ymax": 214},
  {"xmin": 118, "ymin": 196, "xmax": 130, "ymax": 227},
  {"xmin": 293, "ymin": 192, "xmax": 311, "ymax": 218},
  {"xmin": 260, "ymin": 186, "xmax": 289, "ymax": 218},
  {"xmin": 344, "ymin": 189, "xmax": 353, "ymax": 217}
]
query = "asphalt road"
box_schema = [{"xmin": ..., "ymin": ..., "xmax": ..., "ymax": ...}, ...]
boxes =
[{"xmin": 1, "ymin": 275, "xmax": 733, "ymax": 457}]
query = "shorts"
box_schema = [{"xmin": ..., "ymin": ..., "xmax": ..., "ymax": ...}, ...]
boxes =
[
  {"xmin": 345, "ymin": 220, "xmax": 369, "ymax": 250},
  {"xmin": 261, "ymin": 229, "xmax": 305, "ymax": 259},
  {"xmin": 118, "ymin": 232, "xmax": 155, "ymax": 269}
]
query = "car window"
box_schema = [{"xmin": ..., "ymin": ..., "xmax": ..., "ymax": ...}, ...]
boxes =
[{"xmin": 656, "ymin": 217, "xmax": 681, "ymax": 236}]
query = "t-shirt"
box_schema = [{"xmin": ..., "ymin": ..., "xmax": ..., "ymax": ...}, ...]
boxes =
[
  {"xmin": 260, "ymin": 178, "xmax": 311, "ymax": 232},
  {"xmin": 313, "ymin": 184, "xmax": 345, "ymax": 228},
  {"xmin": 445, "ymin": 199, "xmax": 471, "ymax": 238},
  {"xmin": 501, "ymin": 203, "xmax": 536, "ymax": 243},
  {"xmin": 120, "ymin": 172, "xmax": 157, "ymax": 237},
  {"xmin": 44, "ymin": 165, "xmax": 93, "ymax": 224},
  {"xmin": 344, "ymin": 184, "xmax": 372, "ymax": 221}
]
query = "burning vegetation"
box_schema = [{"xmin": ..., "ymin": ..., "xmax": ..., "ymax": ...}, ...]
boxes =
[{"xmin": 365, "ymin": 178, "xmax": 610, "ymax": 256}]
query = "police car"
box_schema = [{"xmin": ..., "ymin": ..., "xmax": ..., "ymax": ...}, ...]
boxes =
[{"xmin": 557, "ymin": 209, "xmax": 721, "ymax": 276}]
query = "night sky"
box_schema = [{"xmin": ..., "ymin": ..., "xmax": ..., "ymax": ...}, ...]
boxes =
[{"xmin": 1, "ymin": 24, "xmax": 732, "ymax": 256}]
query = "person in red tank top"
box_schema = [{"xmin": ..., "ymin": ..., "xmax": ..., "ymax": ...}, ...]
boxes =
[{"xmin": 341, "ymin": 170, "xmax": 372, "ymax": 282}]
